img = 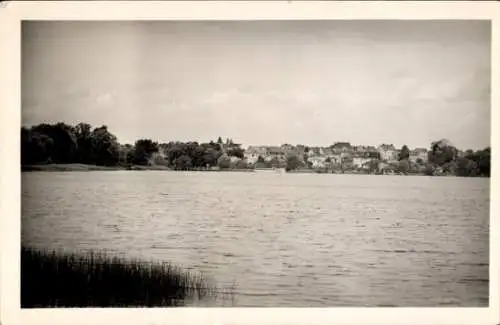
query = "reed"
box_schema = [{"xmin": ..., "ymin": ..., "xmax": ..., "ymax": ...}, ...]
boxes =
[{"xmin": 21, "ymin": 246, "xmax": 224, "ymax": 307}]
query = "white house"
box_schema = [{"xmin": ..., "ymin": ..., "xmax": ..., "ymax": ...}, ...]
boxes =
[
  {"xmin": 327, "ymin": 153, "xmax": 342, "ymax": 164},
  {"xmin": 244, "ymin": 146, "xmax": 267, "ymax": 164},
  {"xmin": 309, "ymin": 156, "xmax": 327, "ymax": 168},
  {"xmin": 353, "ymin": 157, "xmax": 371, "ymax": 169},
  {"xmin": 378, "ymin": 144, "xmax": 398, "ymax": 162}
]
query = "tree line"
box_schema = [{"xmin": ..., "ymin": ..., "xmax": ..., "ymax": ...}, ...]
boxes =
[
  {"xmin": 21, "ymin": 122, "xmax": 242, "ymax": 170},
  {"xmin": 21, "ymin": 122, "xmax": 490, "ymax": 177},
  {"xmin": 427, "ymin": 140, "xmax": 490, "ymax": 177}
]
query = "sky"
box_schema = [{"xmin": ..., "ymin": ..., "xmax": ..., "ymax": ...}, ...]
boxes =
[{"xmin": 22, "ymin": 20, "xmax": 491, "ymax": 150}]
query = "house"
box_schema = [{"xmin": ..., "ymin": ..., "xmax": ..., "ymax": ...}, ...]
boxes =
[
  {"xmin": 323, "ymin": 147, "xmax": 334, "ymax": 157},
  {"xmin": 352, "ymin": 156, "xmax": 371, "ymax": 169},
  {"xmin": 245, "ymin": 155, "xmax": 259, "ymax": 165},
  {"xmin": 361, "ymin": 160, "xmax": 376, "ymax": 171},
  {"xmin": 309, "ymin": 147, "xmax": 325, "ymax": 156},
  {"xmin": 377, "ymin": 144, "xmax": 397, "ymax": 162},
  {"xmin": 309, "ymin": 155, "xmax": 327, "ymax": 168},
  {"xmin": 331, "ymin": 142, "xmax": 353, "ymax": 154},
  {"xmin": 353, "ymin": 145, "xmax": 367, "ymax": 154},
  {"xmin": 221, "ymin": 142, "xmax": 242, "ymax": 154},
  {"xmin": 246, "ymin": 146, "xmax": 267, "ymax": 155},
  {"xmin": 409, "ymin": 148, "xmax": 428, "ymax": 164},
  {"xmin": 244, "ymin": 146, "xmax": 267, "ymax": 164},
  {"xmin": 148, "ymin": 151, "xmax": 168, "ymax": 166},
  {"xmin": 328, "ymin": 152, "xmax": 343, "ymax": 164},
  {"xmin": 340, "ymin": 151, "xmax": 353, "ymax": 161},
  {"xmin": 266, "ymin": 146, "xmax": 284, "ymax": 159}
]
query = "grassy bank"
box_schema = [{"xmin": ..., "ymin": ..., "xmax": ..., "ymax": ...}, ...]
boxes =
[
  {"xmin": 21, "ymin": 164, "xmax": 125, "ymax": 172},
  {"xmin": 21, "ymin": 164, "xmax": 175, "ymax": 172},
  {"xmin": 21, "ymin": 246, "xmax": 224, "ymax": 307},
  {"xmin": 21, "ymin": 164, "xmax": 250, "ymax": 172}
]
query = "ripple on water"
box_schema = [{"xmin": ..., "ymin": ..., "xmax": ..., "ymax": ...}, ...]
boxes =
[{"xmin": 21, "ymin": 172, "xmax": 490, "ymax": 307}]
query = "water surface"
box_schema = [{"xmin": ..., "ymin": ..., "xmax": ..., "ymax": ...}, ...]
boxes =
[{"xmin": 21, "ymin": 171, "xmax": 489, "ymax": 307}]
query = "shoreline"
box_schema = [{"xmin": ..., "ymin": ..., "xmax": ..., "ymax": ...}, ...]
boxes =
[
  {"xmin": 21, "ymin": 164, "xmax": 256, "ymax": 173},
  {"xmin": 21, "ymin": 164, "xmax": 489, "ymax": 178}
]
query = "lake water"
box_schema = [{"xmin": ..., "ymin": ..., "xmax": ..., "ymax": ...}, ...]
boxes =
[{"xmin": 21, "ymin": 171, "xmax": 489, "ymax": 307}]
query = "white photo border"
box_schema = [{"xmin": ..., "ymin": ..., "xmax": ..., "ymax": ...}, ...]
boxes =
[{"xmin": 0, "ymin": 1, "xmax": 498, "ymax": 325}]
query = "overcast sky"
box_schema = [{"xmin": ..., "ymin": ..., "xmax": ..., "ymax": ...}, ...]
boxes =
[{"xmin": 22, "ymin": 21, "xmax": 491, "ymax": 150}]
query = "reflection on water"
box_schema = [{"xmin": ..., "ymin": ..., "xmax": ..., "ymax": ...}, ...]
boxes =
[{"xmin": 22, "ymin": 171, "xmax": 489, "ymax": 307}]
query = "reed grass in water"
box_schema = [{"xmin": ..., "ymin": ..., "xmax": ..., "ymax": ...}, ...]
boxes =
[{"xmin": 21, "ymin": 246, "xmax": 225, "ymax": 307}]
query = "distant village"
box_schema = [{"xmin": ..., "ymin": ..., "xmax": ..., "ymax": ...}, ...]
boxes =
[
  {"xmin": 136, "ymin": 137, "xmax": 488, "ymax": 176},
  {"xmin": 21, "ymin": 122, "xmax": 490, "ymax": 177},
  {"xmin": 212, "ymin": 142, "xmax": 430, "ymax": 175}
]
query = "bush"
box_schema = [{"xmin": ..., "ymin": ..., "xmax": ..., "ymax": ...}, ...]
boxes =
[
  {"xmin": 285, "ymin": 154, "xmax": 303, "ymax": 171},
  {"xmin": 217, "ymin": 155, "xmax": 231, "ymax": 169},
  {"xmin": 424, "ymin": 164, "xmax": 435, "ymax": 176}
]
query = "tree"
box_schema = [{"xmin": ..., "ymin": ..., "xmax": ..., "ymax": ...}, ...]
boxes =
[
  {"xmin": 234, "ymin": 159, "xmax": 248, "ymax": 169},
  {"xmin": 21, "ymin": 129, "xmax": 54, "ymax": 165},
  {"xmin": 456, "ymin": 156, "xmax": 478, "ymax": 177},
  {"xmin": 424, "ymin": 164, "xmax": 435, "ymax": 176},
  {"xmin": 118, "ymin": 144, "xmax": 134, "ymax": 166},
  {"xmin": 367, "ymin": 159, "xmax": 380, "ymax": 174},
  {"xmin": 133, "ymin": 139, "xmax": 159, "ymax": 165},
  {"xmin": 31, "ymin": 123, "xmax": 78, "ymax": 163},
  {"xmin": 227, "ymin": 147, "xmax": 244, "ymax": 159},
  {"xmin": 399, "ymin": 145, "xmax": 410, "ymax": 161},
  {"xmin": 397, "ymin": 159, "xmax": 410, "ymax": 175},
  {"xmin": 21, "ymin": 122, "xmax": 124, "ymax": 166},
  {"xmin": 286, "ymin": 154, "xmax": 303, "ymax": 171},
  {"xmin": 175, "ymin": 155, "xmax": 193, "ymax": 170},
  {"xmin": 74, "ymin": 123, "xmax": 93, "ymax": 163},
  {"xmin": 217, "ymin": 154, "xmax": 231, "ymax": 169},
  {"xmin": 303, "ymin": 153, "xmax": 309, "ymax": 166},
  {"xmin": 466, "ymin": 147, "xmax": 490, "ymax": 177},
  {"xmin": 442, "ymin": 161, "xmax": 457, "ymax": 175},
  {"xmin": 267, "ymin": 157, "xmax": 279, "ymax": 168},
  {"xmin": 90, "ymin": 126, "xmax": 120, "ymax": 166},
  {"xmin": 428, "ymin": 139, "xmax": 457, "ymax": 166},
  {"xmin": 202, "ymin": 147, "xmax": 221, "ymax": 167},
  {"xmin": 476, "ymin": 148, "xmax": 491, "ymax": 177},
  {"xmin": 192, "ymin": 145, "xmax": 207, "ymax": 167}
]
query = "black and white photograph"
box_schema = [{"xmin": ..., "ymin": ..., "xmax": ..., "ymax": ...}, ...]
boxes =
[
  {"xmin": 18, "ymin": 19, "xmax": 493, "ymax": 308},
  {"xmin": 1, "ymin": 2, "xmax": 496, "ymax": 321}
]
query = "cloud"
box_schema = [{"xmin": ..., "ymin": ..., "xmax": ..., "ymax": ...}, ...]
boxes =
[
  {"xmin": 22, "ymin": 21, "xmax": 490, "ymax": 149},
  {"xmin": 96, "ymin": 93, "xmax": 114, "ymax": 107}
]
